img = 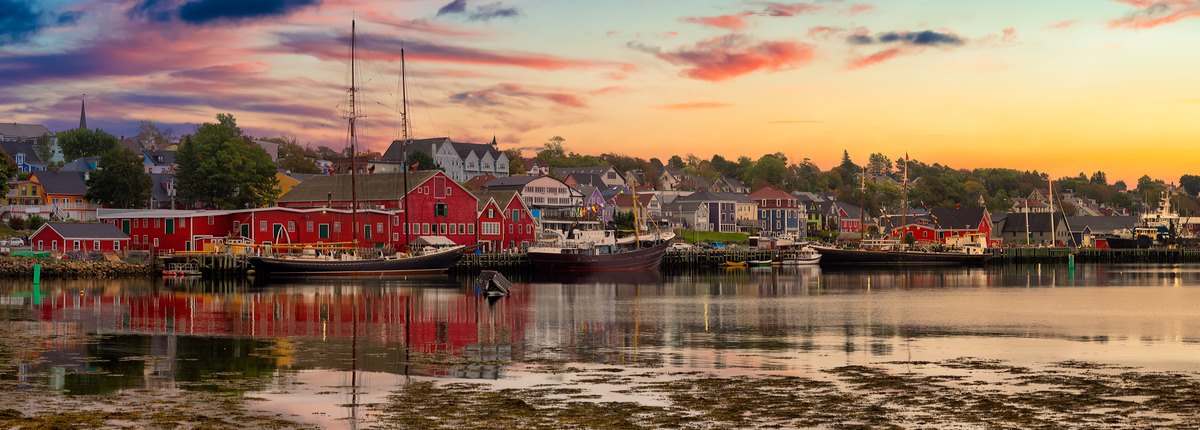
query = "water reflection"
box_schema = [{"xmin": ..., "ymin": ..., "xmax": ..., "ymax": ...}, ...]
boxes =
[{"xmin": 2, "ymin": 264, "xmax": 1200, "ymax": 427}]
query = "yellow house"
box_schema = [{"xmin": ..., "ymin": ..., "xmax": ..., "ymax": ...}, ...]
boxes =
[{"xmin": 275, "ymin": 171, "xmax": 323, "ymax": 199}]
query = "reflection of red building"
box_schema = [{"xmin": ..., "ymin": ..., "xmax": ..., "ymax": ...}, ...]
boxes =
[{"xmin": 34, "ymin": 286, "xmax": 531, "ymax": 354}]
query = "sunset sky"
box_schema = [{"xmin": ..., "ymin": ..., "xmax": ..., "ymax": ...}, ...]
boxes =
[{"xmin": 2, "ymin": 0, "xmax": 1198, "ymax": 184}]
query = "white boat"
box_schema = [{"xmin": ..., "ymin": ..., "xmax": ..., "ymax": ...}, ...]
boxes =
[{"xmin": 779, "ymin": 247, "xmax": 821, "ymax": 265}]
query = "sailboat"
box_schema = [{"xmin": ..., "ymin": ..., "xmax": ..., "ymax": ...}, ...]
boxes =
[
  {"xmin": 249, "ymin": 20, "xmax": 467, "ymax": 279},
  {"xmin": 526, "ymin": 179, "xmax": 671, "ymax": 272},
  {"xmin": 811, "ymin": 155, "xmax": 990, "ymax": 266}
]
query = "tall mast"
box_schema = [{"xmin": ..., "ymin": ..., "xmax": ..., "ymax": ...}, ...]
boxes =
[
  {"xmin": 349, "ymin": 20, "xmax": 359, "ymax": 246},
  {"xmin": 631, "ymin": 176, "xmax": 641, "ymax": 249},
  {"xmin": 1048, "ymin": 177, "xmax": 1054, "ymax": 246},
  {"xmin": 401, "ymin": 48, "xmax": 412, "ymax": 251},
  {"xmin": 901, "ymin": 154, "xmax": 908, "ymax": 244},
  {"xmin": 860, "ymin": 166, "xmax": 866, "ymax": 239}
]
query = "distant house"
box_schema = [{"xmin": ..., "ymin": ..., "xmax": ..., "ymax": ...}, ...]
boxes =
[
  {"xmin": 0, "ymin": 140, "xmax": 47, "ymax": 172},
  {"xmin": 1065, "ymin": 216, "xmax": 1139, "ymax": 248},
  {"xmin": 551, "ymin": 166, "xmax": 624, "ymax": 188},
  {"xmin": 149, "ymin": 173, "xmax": 177, "ymax": 209},
  {"xmin": 464, "ymin": 173, "xmax": 497, "ymax": 190},
  {"xmin": 663, "ymin": 200, "xmax": 710, "ymax": 231},
  {"xmin": 31, "ymin": 222, "xmax": 129, "ymax": 254},
  {"xmin": 473, "ymin": 190, "xmax": 537, "ymax": 250},
  {"xmin": 143, "ymin": 150, "xmax": 175, "ymax": 174},
  {"xmin": 612, "ymin": 194, "xmax": 661, "ymax": 228},
  {"xmin": 60, "ymin": 157, "xmax": 100, "ymax": 173},
  {"xmin": 522, "ymin": 158, "xmax": 549, "ymax": 176},
  {"xmin": 794, "ymin": 192, "xmax": 833, "ymax": 233},
  {"xmin": 253, "ymin": 139, "xmax": 280, "ymax": 162},
  {"xmin": 577, "ymin": 185, "xmax": 612, "ymax": 223},
  {"xmin": 883, "ymin": 207, "xmax": 991, "ymax": 244},
  {"xmin": 25, "ymin": 171, "xmax": 95, "ymax": 220},
  {"xmin": 483, "ymin": 175, "xmax": 584, "ymax": 232},
  {"xmin": 830, "ymin": 201, "xmax": 870, "ymax": 234},
  {"xmin": 274, "ymin": 171, "xmax": 317, "ymax": 200},
  {"xmin": 712, "ymin": 177, "xmax": 749, "ymax": 194},
  {"xmin": 659, "ymin": 168, "xmax": 681, "ymax": 191},
  {"xmin": 997, "ymin": 212, "xmax": 1069, "ymax": 246},
  {"xmin": 675, "ymin": 191, "xmax": 738, "ymax": 232},
  {"xmin": 750, "ymin": 186, "xmax": 804, "ymax": 239},
  {"xmin": 379, "ymin": 137, "xmax": 510, "ymax": 182}
]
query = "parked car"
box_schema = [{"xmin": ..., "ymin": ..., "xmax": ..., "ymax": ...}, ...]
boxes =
[
  {"xmin": 670, "ymin": 242, "xmax": 694, "ymax": 250},
  {"xmin": 6, "ymin": 237, "xmax": 25, "ymax": 247},
  {"xmin": 710, "ymin": 241, "xmax": 726, "ymax": 249}
]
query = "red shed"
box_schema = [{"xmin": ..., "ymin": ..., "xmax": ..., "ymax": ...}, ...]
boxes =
[{"xmin": 32, "ymin": 222, "xmax": 130, "ymax": 254}]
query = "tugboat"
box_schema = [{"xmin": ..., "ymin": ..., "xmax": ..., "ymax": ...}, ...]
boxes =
[{"xmin": 1105, "ymin": 190, "xmax": 1183, "ymax": 249}]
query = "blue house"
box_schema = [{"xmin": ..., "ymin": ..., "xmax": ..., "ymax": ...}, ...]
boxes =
[{"xmin": 750, "ymin": 186, "xmax": 804, "ymax": 239}]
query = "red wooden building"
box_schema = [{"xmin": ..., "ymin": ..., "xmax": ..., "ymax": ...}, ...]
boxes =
[
  {"xmin": 31, "ymin": 222, "xmax": 130, "ymax": 254},
  {"xmin": 884, "ymin": 207, "xmax": 992, "ymax": 244},
  {"xmin": 474, "ymin": 190, "xmax": 537, "ymax": 251}
]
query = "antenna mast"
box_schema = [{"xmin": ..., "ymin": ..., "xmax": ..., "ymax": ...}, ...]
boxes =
[
  {"xmin": 401, "ymin": 48, "xmax": 412, "ymax": 252},
  {"xmin": 349, "ymin": 20, "xmax": 359, "ymax": 246}
]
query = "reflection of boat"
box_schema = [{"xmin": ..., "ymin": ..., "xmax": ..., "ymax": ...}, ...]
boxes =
[
  {"xmin": 812, "ymin": 243, "xmax": 989, "ymax": 266},
  {"xmin": 248, "ymin": 22, "xmax": 468, "ymax": 279},
  {"xmin": 530, "ymin": 269, "xmax": 663, "ymax": 285},
  {"xmin": 162, "ymin": 263, "xmax": 202, "ymax": 277},
  {"xmin": 780, "ymin": 247, "xmax": 821, "ymax": 265}
]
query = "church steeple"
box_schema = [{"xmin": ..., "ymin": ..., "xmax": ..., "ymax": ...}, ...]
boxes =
[
  {"xmin": 78, "ymin": 94, "xmax": 87, "ymax": 130},
  {"xmin": 490, "ymin": 135, "xmax": 497, "ymax": 146}
]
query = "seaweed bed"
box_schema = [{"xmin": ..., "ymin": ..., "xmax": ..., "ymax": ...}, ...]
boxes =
[{"xmin": 3, "ymin": 325, "xmax": 1200, "ymax": 429}]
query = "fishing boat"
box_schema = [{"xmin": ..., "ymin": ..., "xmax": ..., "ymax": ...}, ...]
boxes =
[
  {"xmin": 526, "ymin": 179, "xmax": 670, "ymax": 272},
  {"xmin": 249, "ymin": 20, "xmax": 466, "ymax": 279},
  {"xmin": 779, "ymin": 247, "xmax": 821, "ymax": 265}
]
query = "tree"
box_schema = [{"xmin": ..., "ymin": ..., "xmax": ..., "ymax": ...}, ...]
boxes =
[
  {"xmin": 1180, "ymin": 175, "xmax": 1200, "ymax": 197},
  {"xmin": 56, "ymin": 128, "xmax": 119, "ymax": 161},
  {"xmin": 504, "ymin": 148, "xmax": 528, "ymax": 174},
  {"xmin": 867, "ymin": 153, "xmax": 892, "ymax": 178},
  {"xmin": 86, "ymin": 148, "xmax": 152, "ymax": 208},
  {"xmin": 280, "ymin": 156, "xmax": 321, "ymax": 174},
  {"xmin": 135, "ymin": 119, "xmax": 177, "ymax": 149},
  {"xmin": 746, "ymin": 154, "xmax": 788, "ymax": 189},
  {"xmin": 408, "ymin": 150, "xmax": 441, "ymax": 171},
  {"xmin": 34, "ymin": 132, "xmax": 54, "ymax": 162},
  {"xmin": 175, "ymin": 113, "xmax": 279, "ymax": 209},
  {"xmin": 26, "ymin": 214, "xmax": 46, "ymax": 232},
  {"xmin": 0, "ymin": 146, "xmax": 16, "ymax": 196},
  {"xmin": 667, "ymin": 155, "xmax": 685, "ymax": 169}
]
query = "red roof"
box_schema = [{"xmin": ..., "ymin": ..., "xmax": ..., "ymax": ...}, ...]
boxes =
[
  {"xmin": 749, "ymin": 186, "xmax": 795, "ymax": 201},
  {"xmin": 613, "ymin": 194, "xmax": 654, "ymax": 209}
]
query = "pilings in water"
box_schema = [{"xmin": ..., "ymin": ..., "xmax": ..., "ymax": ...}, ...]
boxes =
[
  {"xmin": 160, "ymin": 253, "xmax": 251, "ymax": 276},
  {"xmin": 990, "ymin": 248, "xmax": 1200, "ymax": 264}
]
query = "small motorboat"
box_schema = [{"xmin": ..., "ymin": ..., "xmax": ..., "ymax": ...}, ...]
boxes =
[
  {"xmin": 721, "ymin": 261, "xmax": 748, "ymax": 267},
  {"xmin": 748, "ymin": 260, "xmax": 774, "ymax": 267},
  {"xmin": 779, "ymin": 247, "xmax": 822, "ymax": 266}
]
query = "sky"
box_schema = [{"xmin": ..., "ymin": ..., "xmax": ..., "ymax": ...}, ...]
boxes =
[{"xmin": 1, "ymin": 0, "xmax": 1198, "ymax": 185}]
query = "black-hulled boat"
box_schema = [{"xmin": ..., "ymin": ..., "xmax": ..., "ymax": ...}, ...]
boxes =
[
  {"xmin": 527, "ymin": 239, "xmax": 670, "ymax": 272},
  {"xmin": 811, "ymin": 244, "xmax": 990, "ymax": 266},
  {"xmin": 249, "ymin": 245, "xmax": 467, "ymax": 278}
]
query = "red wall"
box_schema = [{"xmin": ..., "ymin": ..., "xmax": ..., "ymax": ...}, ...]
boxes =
[
  {"xmin": 103, "ymin": 213, "xmax": 233, "ymax": 252},
  {"xmin": 32, "ymin": 229, "xmax": 129, "ymax": 254},
  {"xmin": 476, "ymin": 200, "xmax": 504, "ymax": 251}
]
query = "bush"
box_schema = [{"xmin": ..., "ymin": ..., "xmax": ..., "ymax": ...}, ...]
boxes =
[
  {"xmin": 26, "ymin": 214, "xmax": 46, "ymax": 232},
  {"xmin": 7, "ymin": 217, "xmax": 25, "ymax": 231}
]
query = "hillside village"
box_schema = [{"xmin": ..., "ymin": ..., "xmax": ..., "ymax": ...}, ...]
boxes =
[{"xmin": 3, "ymin": 104, "xmax": 1200, "ymax": 254}]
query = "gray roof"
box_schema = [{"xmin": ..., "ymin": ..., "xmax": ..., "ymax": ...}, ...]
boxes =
[
  {"xmin": 793, "ymin": 191, "xmax": 827, "ymax": 203},
  {"xmin": 41, "ymin": 222, "xmax": 129, "ymax": 240},
  {"xmin": 929, "ymin": 207, "xmax": 987, "ymax": 230},
  {"xmin": 149, "ymin": 173, "xmax": 175, "ymax": 202},
  {"xmin": 483, "ymin": 175, "xmax": 542, "ymax": 188},
  {"xmin": 451, "ymin": 142, "xmax": 501, "ymax": 160},
  {"xmin": 831, "ymin": 201, "xmax": 863, "ymax": 218},
  {"xmin": 0, "ymin": 123, "xmax": 51, "ymax": 139},
  {"xmin": 552, "ymin": 166, "xmax": 614, "ymax": 177},
  {"xmin": 35, "ymin": 171, "xmax": 87, "ymax": 195},
  {"xmin": 676, "ymin": 190, "xmax": 738, "ymax": 203},
  {"xmin": 380, "ymin": 137, "xmax": 448, "ymax": 162},
  {"xmin": 566, "ymin": 172, "xmax": 605, "ymax": 187},
  {"xmin": 277, "ymin": 171, "xmax": 440, "ymax": 203},
  {"xmin": 664, "ymin": 200, "xmax": 707, "ymax": 213},
  {"xmin": 0, "ymin": 140, "xmax": 43, "ymax": 164},
  {"xmin": 720, "ymin": 177, "xmax": 746, "ymax": 189},
  {"xmin": 143, "ymin": 150, "xmax": 175, "ymax": 166},
  {"xmin": 1000, "ymin": 213, "xmax": 1064, "ymax": 234},
  {"xmin": 1065, "ymin": 216, "xmax": 1139, "ymax": 234},
  {"xmin": 60, "ymin": 157, "xmax": 100, "ymax": 172}
]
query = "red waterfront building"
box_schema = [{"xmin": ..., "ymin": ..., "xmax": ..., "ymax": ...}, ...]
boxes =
[
  {"xmin": 474, "ymin": 190, "xmax": 537, "ymax": 251},
  {"xmin": 31, "ymin": 222, "xmax": 130, "ymax": 254}
]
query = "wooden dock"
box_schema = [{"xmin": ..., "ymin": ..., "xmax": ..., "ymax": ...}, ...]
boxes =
[{"xmin": 989, "ymin": 247, "xmax": 1200, "ymax": 264}]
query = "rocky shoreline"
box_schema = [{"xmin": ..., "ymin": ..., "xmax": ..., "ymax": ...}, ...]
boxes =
[{"xmin": 0, "ymin": 257, "xmax": 154, "ymax": 279}]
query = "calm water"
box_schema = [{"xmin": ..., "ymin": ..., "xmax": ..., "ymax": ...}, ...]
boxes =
[{"xmin": 2, "ymin": 264, "xmax": 1200, "ymax": 427}]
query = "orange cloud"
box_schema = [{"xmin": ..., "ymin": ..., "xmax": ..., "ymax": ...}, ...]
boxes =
[
  {"xmin": 656, "ymin": 102, "xmax": 732, "ymax": 110},
  {"xmin": 807, "ymin": 26, "xmax": 842, "ymax": 39},
  {"xmin": 681, "ymin": 12, "xmax": 756, "ymax": 30},
  {"xmin": 845, "ymin": 48, "xmax": 902, "ymax": 70},
  {"xmin": 1047, "ymin": 19, "xmax": 1078, "ymax": 29},
  {"xmin": 1109, "ymin": 0, "xmax": 1200, "ymax": 29},
  {"xmin": 846, "ymin": 4, "xmax": 875, "ymax": 15},
  {"xmin": 636, "ymin": 35, "xmax": 816, "ymax": 81}
]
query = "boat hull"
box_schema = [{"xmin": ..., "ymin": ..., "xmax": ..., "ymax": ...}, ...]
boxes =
[
  {"xmin": 1105, "ymin": 236, "xmax": 1153, "ymax": 249},
  {"xmin": 812, "ymin": 245, "xmax": 989, "ymax": 266},
  {"xmin": 248, "ymin": 246, "xmax": 467, "ymax": 278},
  {"xmin": 780, "ymin": 257, "xmax": 821, "ymax": 266},
  {"xmin": 527, "ymin": 241, "xmax": 669, "ymax": 272}
]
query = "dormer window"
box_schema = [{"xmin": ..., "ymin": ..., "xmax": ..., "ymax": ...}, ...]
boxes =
[{"xmin": 14, "ymin": 153, "xmax": 24, "ymax": 164}]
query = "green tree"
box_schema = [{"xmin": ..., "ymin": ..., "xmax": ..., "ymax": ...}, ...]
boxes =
[
  {"xmin": 667, "ymin": 155, "xmax": 685, "ymax": 169},
  {"xmin": 86, "ymin": 148, "xmax": 152, "ymax": 208},
  {"xmin": 26, "ymin": 214, "xmax": 46, "ymax": 232},
  {"xmin": 56, "ymin": 128, "xmax": 119, "ymax": 161},
  {"xmin": 504, "ymin": 149, "xmax": 526, "ymax": 175},
  {"xmin": 408, "ymin": 150, "xmax": 441, "ymax": 171},
  {"xmin": 866, "ymin": 153, "xmax": 892, "ymax": 178},
  {"xmin": 746, "ymin": 154, "xmax": 788, "ymax": 189},
  {"xmin": 34, "ymin": 132, "xmax": 55, "ymax": 162},
  {"xmin": 1180, "ymin": 175, "xmax": 1200, "ymax": 197},
  {"xmin": 279, "ymin": 156, "xmax": 321, "ymax": 174},
  {"xmin": 175, "ymin": 113, "xmax": 279, "ymax": 209}
]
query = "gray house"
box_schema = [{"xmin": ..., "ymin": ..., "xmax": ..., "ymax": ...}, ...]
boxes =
[{"xmin": 380, "ymin": 137, "xmax": 510, "ymax": 182}]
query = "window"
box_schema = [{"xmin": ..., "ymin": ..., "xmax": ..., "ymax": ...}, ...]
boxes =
[
  {"xmin": 334, "ymin": 222, "xmax": 341, "ymax": 233},
  {"xmin": 93, "ymin": 240, "xmax": 100, "ymax": 251},
  {"xmin": 422, "ymin": 223, "xmax": 430, "ymax": 234},
  {"xmin": 458, "ymin": 223, "xmax": 466, "ymax": 234},
  {"xmin": 449, "ymin": 224, "xmax": 457, "ymax": 235},
  {"xmin": 487, "ymin": 208, "xmax": 495, "ymax": 218},
  {"xmin": 287, "ymin": 221, "xmax": 296, "ymax": 232},
  {"xmin": 52, "ymin": 241, "xmax": 57, "ymax": 251},
  {"xmin": 512, "ymin": 210, "xmax": 520, "ymax": 222},
  {"xmin": 153, "ymin": 238, "xmax": 159, "ymax": 247},
  {"xmin": 73, "ymin": 240, "xmax": 80, "ymax": 251},
  {"xmin": 306, "ymin": 221, "xmax": 314, "ymax": 233},
  {"xmin": 468, "ymin": 224, "xmax": 475, "ymax": 234},
  {"xmin": 392, "ymin": 217, "xmax": 399, "ymax": 226},
  {"xmin": 509, "ymin": 224, "xmax": 513, "ymax": 234},
  {"xmin": 319, "ymin": 224, "xmax": 330, "ymax": 239},
  {"xmin": 376, "ymin": 222, "xmax": 383, "ymax": 233},
  {"xmin": 143, "ymin": 235, "xmax": 148, "ymax": 245},
  {"xmin": 154, "ymin": 218, "xmax": 161, "ymax": 228},
  {"xmin": 392, "ymin": 232, "xmax": 399, "ymax": 241},
  {"xmin": 364, "ymin": 224, "xmax": 372, "ymax": 239},
  {"xmin": 259, "ymin": 220, "xmax": 267, "ymax": 231},
  {"xmin": 166, "ymin": 219, "xmax": 175, "ymax": 234},
  {"xmin": 114, "ymin": 241, "xmax": 120, "ymax": 251},
  {"xmin": 37, "ymin": 241, "xmax": 42, "ymax": 251},
  {"xmin": 439, "ymin": 223, "xmax": 447, "ymax": 234},
  {"xmin": 483, "ymin": 222, "xmax": 500, "ymax": 235},
  {"xmin": 435, "ymin": 203, "xmax": 448, "ymax": 217},
  {"xmin": 208, "ymin": 216, "xmax": 215, "ymax": 225}
]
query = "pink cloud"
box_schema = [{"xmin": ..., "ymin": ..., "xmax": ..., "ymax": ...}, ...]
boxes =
[
  {"xmin": 449, "ymin": 83, "xmax": 587, "ymax": 108},
  {"xmin": 846, "ymin": 4, "xmax": 875, "ymax": 15},
  {"xmin": 638, "ymin": 35, "xmax": 816, "ymax": 81},
  {"xmin": 1047, "ymin": 19, "xmax": 1079, "ymax": 30},
  {"xmin": 656, "ymin": 102, "xmax": 732, "ymax": 110},
  {"xmin": 681, "ymin": 12, "xmax": 756, "ymax": 30},
  {"xmin": 1109, "ymin": 0, "xmax": 1200, "ymax": 29},
  {"xmin": 807, "ymin": 26, "xmax": 843, "ymax": 39},
  {"xmin": 845, "ymin": 48, "xmax": 903, "ymax": 70},
  {"xmin": 762, "ymin": 2, "xmax": 823, "ymax": 17}
]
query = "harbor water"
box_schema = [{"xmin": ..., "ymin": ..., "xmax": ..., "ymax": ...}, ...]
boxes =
[{"xmin": 2, "ymin": 264, "xmax": 1199, "ymax": 428}]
